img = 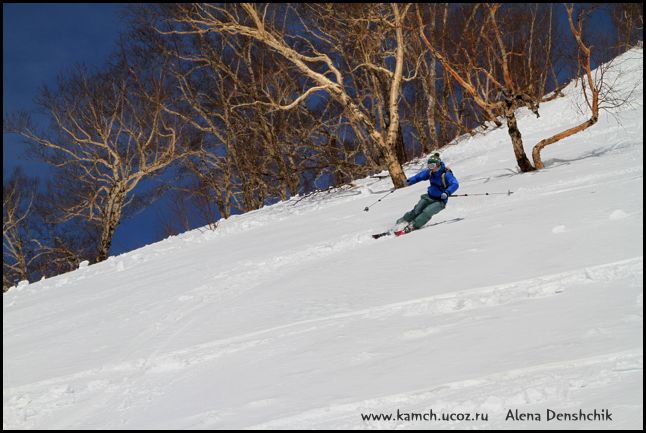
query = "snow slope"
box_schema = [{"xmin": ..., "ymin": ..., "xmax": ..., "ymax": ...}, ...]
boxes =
[{"xmin": 3, "ymin": 48, "xmax": 643, "ymax": 430}]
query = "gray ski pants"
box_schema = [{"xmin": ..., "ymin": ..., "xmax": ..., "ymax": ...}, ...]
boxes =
[{"xmin": 397, "ymin": 194, "xmax": 446, "ymax": 229}]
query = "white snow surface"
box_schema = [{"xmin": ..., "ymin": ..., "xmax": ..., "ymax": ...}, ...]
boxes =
[{"xmin": 3, "ymin": 49, "xmax": 643, "ymax": 430}]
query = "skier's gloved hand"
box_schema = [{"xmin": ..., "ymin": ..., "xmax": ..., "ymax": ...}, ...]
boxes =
[{"xmin": 440, "ymin": 192, "xmax": 448, "ymax": 200}]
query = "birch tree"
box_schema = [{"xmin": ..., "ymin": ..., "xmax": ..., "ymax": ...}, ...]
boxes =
[
  {"xmin": 531, "ymin": 4, "xmax": 632, "ymax": 168},
  {"xmin": 5, "ymin": 59, "xmax": 192, "ymax": 263},
  {"xmin": 3, "ymin": 169, "xmax": 36, "ymax": 290},
  {"xmin": 160, "ymin": 3, "xmax": 411, "ymax": 188},
  {"xmin": 417, "ymin": 4, "xmax": 550, "ymax": 172}
]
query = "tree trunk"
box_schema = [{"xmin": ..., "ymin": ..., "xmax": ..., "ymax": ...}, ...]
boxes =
[
  {"xmin": 532, "ymin": 5, "xmax": 601, "ymax": 171},
  {"xmin": 382, "ymin": 142, "xmax": 407, "ymax": 188},
  {"xmin": 96, "ymin": 186, "xmax": 126, "ymax": 263},
  {"xmin": 426, "ymin": 5, "xmax": 438, "ymax": 150},
  {"xmin": 327, "ymin": 136, "xmax": 345, "ymax": 187},
  {"xmin": 532, "ymin": 116, "xmax": 597, "ymax": 169},
  {"xmin": 504, "ymin": 108, "xmax": 536, "ymax": 172},
  {"xmin": 223, "ymin": 165, "xmax": 233, "ymax": 219},
  {"xmin": 394, "ymin": 122, "xmax": 407, "ymax": 165},
  {"xmin": 383, "ymin": 3, "xmax": 408, "ymax": 186}
]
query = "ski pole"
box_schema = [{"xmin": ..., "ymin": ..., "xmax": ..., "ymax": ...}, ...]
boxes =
[
  {"xmin": 363, "ymin": 189, "xmax": 396, "ymax": 212},
  {"xmin": 449, "ymin": 190, "xmax": 514, "ymax": 197}
]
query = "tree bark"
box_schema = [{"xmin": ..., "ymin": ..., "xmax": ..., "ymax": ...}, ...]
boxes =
[
  {"xmin": 504, "ymin": 108, "xmax": 536, "ymax": 172},
  {"xmin": 96, "ymin": 185, "xmax": 126, "ymax": 262},
  {"xmin": 532, "ymin": 4, "xmax": 601, "ymax": 170},
  {"xmin": 532, "ymin": 117, "xmax": 597, "ymax": 169}
]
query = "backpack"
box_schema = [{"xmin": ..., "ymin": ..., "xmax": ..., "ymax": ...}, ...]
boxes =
[{"xmin": 441, "ymin": 168, "xmax": 453, "ymax": 189}]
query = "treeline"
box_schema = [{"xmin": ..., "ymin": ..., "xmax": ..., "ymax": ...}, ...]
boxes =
[{"xmin": 3, "ymin": 3, "xmax": 643, "ymax": 290}]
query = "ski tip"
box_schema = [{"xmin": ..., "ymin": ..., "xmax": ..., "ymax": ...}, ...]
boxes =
[{"xmin": 372, "ymin": 232, "xmax": 391, "ymax": 239}]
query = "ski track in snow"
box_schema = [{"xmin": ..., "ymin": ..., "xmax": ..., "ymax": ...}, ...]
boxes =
[
  {"xmin": 77, "ymin": 256, "xmax": 644, "ymax": 382},
  {"xmin": 3, "ymin": 257, "xmax": 641, "ymax": 429},
  {"xmin": 248, "ymin": 350, "xmax": 643, "ymax": 429},
  {"xmin": 198, "ymin": 229, "xmax": 377, "ymax": 302}
]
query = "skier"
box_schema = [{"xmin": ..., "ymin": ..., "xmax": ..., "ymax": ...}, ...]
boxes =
[{"xmin": 393, "ymin": 154, "xmax": 459, "ymax": 236}]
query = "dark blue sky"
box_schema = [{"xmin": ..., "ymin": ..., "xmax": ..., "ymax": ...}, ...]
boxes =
[
  {"xmin": 3, "ymin": 3, "xmax": 127, "ymax": 173},
  {"xmin": 3, "ymin": 4, "xmax": 167, "ymax": 255}
]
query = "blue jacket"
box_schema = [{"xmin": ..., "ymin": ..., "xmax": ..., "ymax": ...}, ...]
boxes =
[{"xmin": 406, "ymin": 162, "xmax": 459, "ymax": 204}]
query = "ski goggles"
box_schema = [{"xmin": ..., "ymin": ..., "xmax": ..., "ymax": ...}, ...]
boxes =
[{"xmin": 428, "ymin": 162, "xmax": 439, "ymax": 169}]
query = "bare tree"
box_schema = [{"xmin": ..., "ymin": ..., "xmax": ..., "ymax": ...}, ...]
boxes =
[
  {"xmin": 419, "ymin": 4, "xmax": 439, "ymax": 150},
  {"xmin": 159, "ymin": 3, "xmax": 411, "ymax": 188},
  {"xmin": 5, "ymin": 57, "xmax": 193, "ymax": 263},
  {"xmin": 417, "ymin": 4, "xmax": 560, "ymax": 172},
  {"xmin": 3, "ymin": 168, "xmax": 100, "ymax": 289},
  {"xmin": 3, "ymin": 169, "xmax": 37, "ymax": 290},
  {"xmin": 156, "ymin": 188, "xmax": 194, "ymax": 238},
  {"xmin": 30, "ymin": 184, "xmax": 97, "ymax": 279},
  {"xmin": 611, "ymin": 3, "xmax": 644, "ymax": 52},
  {"xmin": 531, "ymin": 4, "xmax": 634, "ymax": 169},
  {"xmin": 157, "ymin": 28, "xmax": 296, "ymax": 212}
]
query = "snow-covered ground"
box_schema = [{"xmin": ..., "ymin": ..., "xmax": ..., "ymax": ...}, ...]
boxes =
[{"xmin": 3, "ymin": 48, "xmax": 643, "ymax": 430}]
